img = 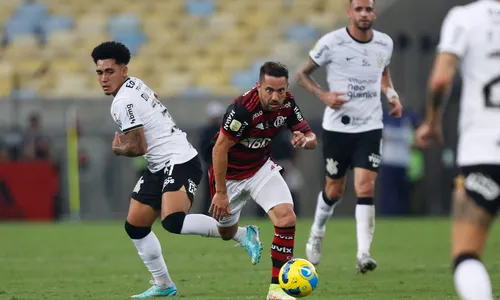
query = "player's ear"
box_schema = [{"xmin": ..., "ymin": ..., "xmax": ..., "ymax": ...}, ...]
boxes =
[
  {"xmin": 122, "ymin": 65, "xmax": 128, "ymax": 77},
  {"xmin": 256, "ymin": 81, "xmax": 261, "ymax": 89}
]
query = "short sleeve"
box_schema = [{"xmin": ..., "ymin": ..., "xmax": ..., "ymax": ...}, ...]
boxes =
[
  {"xmin": 220, "ymin": 99, "xmax": 252, "ymax": 142},
  {"xmin": 437, "ymin": 6, "xmax": 468, "ymax": 58},
  {"xmin": 385, "ymin": 37, "xmax": 394, "ymax": 67},
  {"xmin": 286, "ymin": 98, "xmax": 312, "ymax": 133},
  {"xmin": 309, "ymin": 33, "xmax": 332, "ymax": 67},
  {"xmin": 111, "ymin": 98, "xmax": 144, "ymax": 133}
]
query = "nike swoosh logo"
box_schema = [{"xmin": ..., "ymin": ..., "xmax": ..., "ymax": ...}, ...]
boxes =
[{"xmin": 346, "ymin": 57, "xmax": 355, "ymax": 61}]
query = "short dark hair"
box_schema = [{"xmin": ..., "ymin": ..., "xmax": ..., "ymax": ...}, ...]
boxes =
[
  {"xmin": 259, "ymin": 61, "xmax": 289, "ymax": 82},
  {"xmin": 91, "ymin": 41, "xmax": 131, "ymax": 65},
  {"xmin": 350, "ymin": 0, "xmax": 375, "ymax": 4}
]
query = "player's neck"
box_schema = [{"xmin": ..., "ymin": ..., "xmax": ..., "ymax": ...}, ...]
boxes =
[{"xmin": 346, "ymin": 25, "xmax": 373, "ymax": 43}]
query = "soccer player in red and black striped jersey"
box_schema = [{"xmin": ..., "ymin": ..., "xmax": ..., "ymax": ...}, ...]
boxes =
[{"xmin": 208, "ymin": 61, "xmax": 317, "ymax": 300}]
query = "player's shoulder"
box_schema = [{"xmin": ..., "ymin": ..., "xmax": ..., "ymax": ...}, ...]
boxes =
[
  {"xmin": 444, "ymin": 3, "xmax": 487, "ymax": 27},
  {"xmin": 372, "ymin": 30, "xmax": 393, "ymax": 49},
  {"xmin": 316, "ymin": 28, "xmax": 347, "ymax": 45},
  {"xmin": 233, "ymin": 87, "xmax": 260, "ymax": 113}
]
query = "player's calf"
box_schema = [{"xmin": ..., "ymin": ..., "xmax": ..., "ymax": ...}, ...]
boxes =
[{"xmin": 451, "ymin": 174, "xmax": 495, "ymax": 300}]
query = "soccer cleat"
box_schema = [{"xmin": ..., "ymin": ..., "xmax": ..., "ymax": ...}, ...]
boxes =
[
  {"xmin": 131, "ymin": 281, "xmax": 178, "ymax": 298},
  {"xmin": 356, "ymin": 253, "xmax": 377, "ymax": 274},
  {"xmin": 305, "ymin": 232, "xmax": 323, "ymax": 266},
  {"xmin": 267, "ymin": 284, "xmax": 296, "ymax": 300},
  {"xmin": 235, "ymin": 225, "xmax": 263, "ymax": 265}
]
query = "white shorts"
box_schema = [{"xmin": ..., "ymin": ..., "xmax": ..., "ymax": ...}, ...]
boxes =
[{"xmin": 213, "ymin": 159, "xmax": 294, "ymax": 227}]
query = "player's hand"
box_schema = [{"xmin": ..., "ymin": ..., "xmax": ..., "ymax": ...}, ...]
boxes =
[
  {"xmin": 388, "ymin": 97, "xmax": 403, "ymax": 118},
  {"xmin": 415, "ymin": 121, "xmax": 444, "ymax": 149},
  {"xmin": 291, "ymin": 131, "xmax": 307, "ymax": 148},
  {"xmin": 320, "ymin": 92, "xmax": 347, "ymax": 110},
  {"xmin": 209, "ymin": 192, "xmax": 231, "ymax": 221}
]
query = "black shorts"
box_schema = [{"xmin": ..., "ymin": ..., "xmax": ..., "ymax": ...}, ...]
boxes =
[
  {"xmin": 132, "ymin": 155, "xmax": 202, "ymax": 211},
  {"xmin": 461, "ymin": 165, "xmax": 500, "ymax": 216},
  {"xmin": 322, "ymin": 129, "xmax": 382, "ymax": 179}
]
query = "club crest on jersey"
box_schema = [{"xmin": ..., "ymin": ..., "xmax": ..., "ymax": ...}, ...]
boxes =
[{"xmin": 274, "ymin": 116, "xmax": 287, "ymax": 128}]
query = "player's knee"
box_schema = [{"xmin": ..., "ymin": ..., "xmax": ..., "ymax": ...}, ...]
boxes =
[
  {"xmin": 125, "ymin": 221, "xmax": 152, "ymax": 240},
  {"xmin": 453, "ymin": 252, "xmax": 481, "ymax": 273},
  {"xmin": 355, "ymin": 179, "xmax": 375, "ymax": 197},
  {"xmin": 324, "ymin": 180, "xmax": 345, "ymax": 200},
  {"xmin": 273, "ymin": 207, "xmax": 296, "ymax": 228},
  {"xmin": 161, "ymin": 212, "xmax": 186, "ymax": 234}
]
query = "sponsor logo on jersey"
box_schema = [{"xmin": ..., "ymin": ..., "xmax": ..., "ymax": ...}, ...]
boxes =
[
  {"xmin": 256, "ymin": 123, "xmax": 264, "ymax": 130},
  {"xmin": 126, "ymin": 103, "xmax": 136, "ymax": 124},
  {"xmin": 223, "ymin": 110, "xmax": 236, "ymax": 131},
  {"xmin": 236, "ymin": 121, "xmax": 248, "ymax": 137},
  {"xmin": 312, "ymin": 42, "xmax": 330, "ymax": 59},
  {"xmin": 253, "ymin": 111, "xmax": 263, "ymax": 119},
  {"xmin": 240, "ymin": 137, "xmax": 272, "ymax": 149},
  {"xmin": 293, "ymin": 106, "xmax": 304, "ymax": 122}
]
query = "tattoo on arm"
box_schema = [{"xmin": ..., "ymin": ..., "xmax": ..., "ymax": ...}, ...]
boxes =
[
  {"xmin": 296, "ymin": 59, "xmax": 326, "ymax": 98},
  {"xmin": 117, "ymin": 128, "xmax": 145, "ymax": 157}
]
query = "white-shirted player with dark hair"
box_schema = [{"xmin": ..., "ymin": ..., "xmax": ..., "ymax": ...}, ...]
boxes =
[
  {"xmin": 295, "ymin": 0, "xmax": 402, "ymax": 273},
  {"xmin": 91, "ymin": 41, "xmax": 262, "ymax": 298},
  {"xmin": 416, "ymin": 1, "xmax": 500, "ymax": 299}
]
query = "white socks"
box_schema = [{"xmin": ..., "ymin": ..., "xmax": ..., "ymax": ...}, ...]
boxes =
[
  {"xmin": 180, "ymin": 214, "xmax": 246, "ymax": 242},
  {"xmin": 355, "ymin": 202, "xmax": 375, "ymax": 258},
  {"xmin": 132, "ymin": 232, "xmax": 173, "ymax": 287},
  {"xmin": 311, "ymin": 192, "xmax": 338, "ymax": 237},
  {"xmin": 180, "ymin": 214, "xmax": 221, "ymax": 237},
  {"xmin": 454, "ymin": 258, "xmax": 493, "ymax": 300}
]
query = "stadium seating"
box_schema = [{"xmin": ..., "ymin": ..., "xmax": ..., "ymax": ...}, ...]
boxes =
[{"xmin": 0, "ymin": 0, "xmax": 348, "ymax": 99}]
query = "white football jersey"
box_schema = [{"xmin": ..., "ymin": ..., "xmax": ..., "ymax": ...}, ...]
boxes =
[
  {"xmin": 110, "ymin": 77, "xmax": 197, "ymax": 172},
  {"xmin": 309, "ymin": 27, "xmax": 394, "ymax": 133},
  {"xmin": 437, "ymin": 0, "xmax": 500, "ymax": 166}
]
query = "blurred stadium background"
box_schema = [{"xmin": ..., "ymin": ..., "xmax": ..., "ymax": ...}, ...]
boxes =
[{"xmin": 0, "ymin": 0, "xmax": 473, "ymax": 221}]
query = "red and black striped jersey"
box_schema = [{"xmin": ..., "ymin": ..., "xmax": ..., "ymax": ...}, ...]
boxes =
[{"xmin": 212, "ymin": 87, "xmax": 312, "ymax": 180}]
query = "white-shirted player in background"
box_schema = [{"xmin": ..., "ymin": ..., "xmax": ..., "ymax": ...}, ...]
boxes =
[
  {"xmin": 91, "ymin": 41, "xmax": 262, "ymax": 298},
  {"xmin": 295, "ymin": 0, "xmax": 402, "ymax": 273},
  {"xmin": 415, "ymin": 1, "xmax": 500, "ymax": 299}
]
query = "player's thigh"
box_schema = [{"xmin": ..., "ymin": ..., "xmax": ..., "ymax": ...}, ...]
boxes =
[
  {"xmin": 452, "ymin": 166, "xmax": 500, "ymax": 257},
  {"xmin": 322, "ymin": 130, "xmax": 351, "ymax": 179},
  {"xmin": 253, "ymin": 173, "xmax": 296, "ymax": 227},
  {"xmin": 127, "ymin": 199, "xmax": 160, "ymax": 227},
  {"xmin": 128, "ymin": 169, "xmax": 163, "ymax": 226},
  {"xmin": 161, "ymin": 155, "xmax": 203, "ymax": 219},
  {"xmin": 353, "ymin": 167, "xmax": 378, "ymax": 197},
  {"xmin": 351, "ymin": 129, "xmax": 382, "ymax": 172}
]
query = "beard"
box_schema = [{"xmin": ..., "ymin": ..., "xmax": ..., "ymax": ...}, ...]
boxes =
[{"xmin": 356, "ymin": 20, "xmax": 373, "ymax": 31}]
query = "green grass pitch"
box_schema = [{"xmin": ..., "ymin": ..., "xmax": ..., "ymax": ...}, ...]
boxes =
[{"xmin": 2, "ymin": 218, "xmax": 500, "ymax": 299}]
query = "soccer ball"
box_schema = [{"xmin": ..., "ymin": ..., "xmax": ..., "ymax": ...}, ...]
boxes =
[{"xmin": 279, "ymin": 258, "xmax": 319, "ymax": 298}]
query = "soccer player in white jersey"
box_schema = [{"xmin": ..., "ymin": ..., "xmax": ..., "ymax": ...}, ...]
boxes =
[
  {"xmin": 91, "ymin": 41, "xmax": 262, "ymax": 298},
  {"xmin": 415, "ymin": 1, "xmax": 500, "ymax": 299},
  {"xmin": 295, "ymin": 0, "xmax": 403, "ymax": 273}
]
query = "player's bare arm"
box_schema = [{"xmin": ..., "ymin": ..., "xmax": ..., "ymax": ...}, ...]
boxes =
[
  {"xmin": 381, "ymin": 66, "xmax": 403, "ymax": 117},
  {"xmin": 415, "ymin": 52, "xmax": 459, "ymax": 148},
  {"xmin": 295, "ymin": 59, "xmax": 347, "ymax": 110},
  {"xmin": 291, "ymin": 131, "xmax": 317, "ymax": 149},
  {"xmin": 112, "ymin": 127, "xmax": 147, "ymax": 157},
  {"xmin": 210, "ymin": 132, "xmax": 235, "ymax": 220}
]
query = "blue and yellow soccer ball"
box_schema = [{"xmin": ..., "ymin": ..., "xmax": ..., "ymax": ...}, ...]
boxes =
[{"xmin": 279, "ymin": 258, "xmax": 319, "ymax": 298}]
